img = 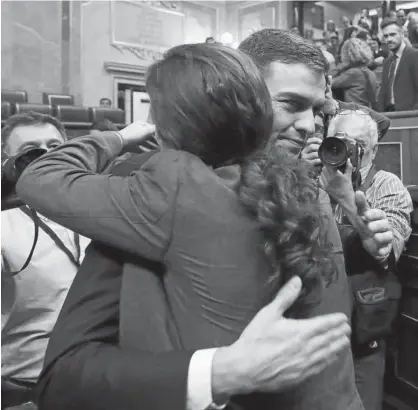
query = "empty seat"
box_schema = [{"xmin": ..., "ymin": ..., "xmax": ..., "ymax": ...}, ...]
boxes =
[
  {"xmin": 1, "ymin": 101, "xmax": 14, "ymax": 123},
  {"xmin": 14, "ymin": 103, "xmax": 54, "ymax": 116},
  {"xmin": 55, "ymin": 105, "xmax": 91, "ymax": 128},
  {"xmin": 1, "ymin": 89, "xmax": 28, "ymax": 104},
  {"xmin": 89, "ymin": 107, "xmax": 125, "ymax": 128},
  {"xmin": 42, "ymin": 93, "xmax": 74, "ymax": 106}
]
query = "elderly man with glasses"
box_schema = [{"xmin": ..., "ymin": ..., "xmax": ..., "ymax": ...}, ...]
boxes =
[{"xmin": 318, "ymin": 109, "xmax": 413, "ymax": 410}]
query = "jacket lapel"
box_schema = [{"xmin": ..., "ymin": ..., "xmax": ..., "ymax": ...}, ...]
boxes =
[{"xmin": 394, "ymin": 47, "xmax": 408, "ymax": 85}]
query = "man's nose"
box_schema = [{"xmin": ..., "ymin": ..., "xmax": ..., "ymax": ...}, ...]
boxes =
[
  {"xmin": 39, "ymin": 144, "xmax": 51, "ymax": 152},
  {"xmin": 294, "ymin": 109, "xmax": 316, "ymax": 135}
]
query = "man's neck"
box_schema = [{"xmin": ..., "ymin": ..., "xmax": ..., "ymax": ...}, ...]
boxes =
[
  {"xmin": 392, "ymin": 41, "xmax": 405, "ymax": 57},
  {"xmin": 359, "ymin": 163, "xmax": 373, "ymax": 183}
]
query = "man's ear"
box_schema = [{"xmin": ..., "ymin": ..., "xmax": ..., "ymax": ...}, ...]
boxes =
[{"xmin": 371, "ymin": 143, "xmax": 378, "ymax": 160}]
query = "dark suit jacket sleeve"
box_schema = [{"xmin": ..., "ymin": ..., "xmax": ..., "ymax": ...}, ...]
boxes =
[
  {"xmin": 36, "ymin": 153, "xmax": 194, "ymax": 410},
  {"xmin": 16, "ymin": 132, "xmax": 182, "ymax": 261},
  {"xmin": 411, "ymin": 49, "xmax": 418, "ymax": 109},
  {"xmin": 331, "ymin": 69, "xmax": 353, "ymax": 89},
  {"xmin": 378, "ymin": 59, "xmax": 389, "ymax": 112},
  {"xmin": 338, "ymin": 101, "xmax": 390, "ymax": 139}
]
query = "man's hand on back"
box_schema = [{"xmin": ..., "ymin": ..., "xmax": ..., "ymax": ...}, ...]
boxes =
[{"xmin": 210, "ymin": 277, "xmax": 351, "ymax": 400}]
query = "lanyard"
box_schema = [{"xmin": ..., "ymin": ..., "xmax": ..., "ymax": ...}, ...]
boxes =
[{"xmin": 19, "ymin": 207, "xmax": 81, "ymax": 268}]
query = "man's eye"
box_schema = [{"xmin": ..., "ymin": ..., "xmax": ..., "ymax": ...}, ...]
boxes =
[
  {"xmin": 19, "ymin": 146, "xmax": 36, "ymax": 153},
  {"xmin": 283, "ymin": 101, "xmax": 299, "ymax": 112}
]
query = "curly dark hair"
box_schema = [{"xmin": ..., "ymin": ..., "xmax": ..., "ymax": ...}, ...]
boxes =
[
  {"xmin": 146, "ymin": 42, "xmax": 332, "ymax": 315},
  {"xmin": 240, "ymin": 147, "xmax": 334, "ymax": 316}
]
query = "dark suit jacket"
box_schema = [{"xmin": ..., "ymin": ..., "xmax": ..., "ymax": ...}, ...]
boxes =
[
  {"xmin": 379, "ymin": 46, "xmax": 418, "ymax": 111},
  {"xmin": 22, "ymin": 134, "xmax": 363, "ymax": 410},
  {"xmin": 35, "ymin": 152, "xmax": 195, "ymax": 410}
]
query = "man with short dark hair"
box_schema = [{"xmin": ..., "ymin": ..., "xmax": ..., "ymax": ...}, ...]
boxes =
[
  {"xmin": 1, "ymin": 112, "xmax": 90, "ymax": 409},
  {"xmin": 379, "ymin": 17, "xmax": 418, "ymax": 111},
  {"xmin": 396, "ymin": 9, "xmax": 408, "ymax": 31},
  {"xmin": 240, "ymin": 29, "xmax": 401, "ymax": 410},
  {"xmin": 1, "ymin": 111, "xmax": 66, "ymax": 155},
  {"xmin": 99, "ymin": 97, "xmax": 112, "ymax": 107}
]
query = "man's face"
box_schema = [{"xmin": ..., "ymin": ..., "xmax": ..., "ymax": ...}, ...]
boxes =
[
  {"xmin": 5, "ymin": 123, "xmax": 64, "ymax": 156},
  {"xmin": 382, "ymin": 24, "xmax": 403, "ymax": 52},
  {"xmin": 100, "ymin": 99, "xmax": 111, "ymax": 107},
  {"xmin": 397, "ymin": 10, "xmax": 406, "ymax": 26},
  {"xmin": 342, "ymin": 17, "xmax": 350, "ymax": 28},
  {"xmin": 368, "ymin": 38, "xmax": 378, "ymax": 51},
  {"xmin": 263, "ymin": 62, "xmax": 326, "ymax": 156},
  {"xmin": 329, "ymin": 116, "xmax": 377, "ymax": 168}
]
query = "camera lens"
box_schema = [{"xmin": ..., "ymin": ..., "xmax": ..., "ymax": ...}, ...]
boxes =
[
  {"xmin": 318, "ymin": 137, "xmax": 348, "ymax": 168},
  {"xmin": 14, "ymin": 148, "xmax": 47, "ymax": 175}
]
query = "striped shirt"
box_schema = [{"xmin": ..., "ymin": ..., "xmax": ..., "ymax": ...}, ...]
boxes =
[{"xmin": 335, "ymin": 166, "xmax": 413, "ymax": 260}]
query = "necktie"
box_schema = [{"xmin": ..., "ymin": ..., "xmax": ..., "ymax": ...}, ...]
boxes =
[{"xmin": 387, "ymin": 54, "xmax": 398, "ymax": 107}]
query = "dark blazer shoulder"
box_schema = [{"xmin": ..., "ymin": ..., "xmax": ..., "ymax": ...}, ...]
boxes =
[
  {"xmin": 404, "ymin": 45, "xmax": 418, "ymax": 56},
  {"xmin": 111, "ymin": 151, "xmax": 157, "ymax": 176}
]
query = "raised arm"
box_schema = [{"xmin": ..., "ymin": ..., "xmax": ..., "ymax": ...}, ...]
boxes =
[{"xmin": 16, "ymin": 132, "xmax": 182, "ymax": 260}]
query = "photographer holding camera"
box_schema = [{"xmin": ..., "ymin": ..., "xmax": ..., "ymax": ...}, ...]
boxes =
[
  {"xmin": 1, "ymin": 112, "xmax": 90, "ymax": 409},
  {"xmin": 315, "ymin": 109, "xmax": 413, "ymax": 410}
]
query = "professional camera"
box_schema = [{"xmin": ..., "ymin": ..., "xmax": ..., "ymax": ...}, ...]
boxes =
[
  {"xmin": 318, "ymin": 132, "xmax": 364, "ymax": 174},
  {"xmin": 2, "ymin": 148, "xmax": 46, "ymax": 211}
]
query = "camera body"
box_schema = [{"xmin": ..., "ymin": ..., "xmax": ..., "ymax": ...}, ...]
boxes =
[
  {"xmin": 2, "ymin": 148, "xmax": 46, "ymax": 211},
  {"xmin": 318, "ymin": 132, "xmax": 364, "ymax": 174}
]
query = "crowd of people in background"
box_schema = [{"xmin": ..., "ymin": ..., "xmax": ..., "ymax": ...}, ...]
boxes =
[
  {"xmin": 2, "ymin": 5, "xmax": 417, "ymax": 410},
  {"xmin": 317, "ymin": 8, "xmax": 418, "ymax": 67},
  {"xmin": 304, "ymin": 9, "xmax": 418, "ymax": 112}
]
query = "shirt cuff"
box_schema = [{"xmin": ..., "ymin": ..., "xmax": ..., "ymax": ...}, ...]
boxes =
[
  {"xmin": 110, "ymin": 130, "xmax": 125, "ymax": 150},
  {"xmin": 187, "ymin": 348, "xmax": 228, "ymax": 410}
]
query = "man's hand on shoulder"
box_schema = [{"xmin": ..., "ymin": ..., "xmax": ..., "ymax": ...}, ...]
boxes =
[
  {"xmin": 211, "ymin": 277, "xmax": 350, "ymax": 399},
  {"xmin": 118, "ymin": 121, "xmax": 156, "ymax": 148}
]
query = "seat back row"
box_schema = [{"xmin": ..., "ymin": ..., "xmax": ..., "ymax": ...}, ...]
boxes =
[
  {"xmin": 1, "ymin": 101, "xmax": 125, "ymax": 129},
  {"xmin": 2, "ymin": 90, "xmax": 74, "ymax": 106}
]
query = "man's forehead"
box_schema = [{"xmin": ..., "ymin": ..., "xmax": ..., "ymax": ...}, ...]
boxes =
[
  {"xmin": 383, "ymin": 24, "xmax": 400, "ymax": 34},
  {"xmin": 10, "ymin": 123, "xmax": 62, "ymax": 143},
  {"xmin": 332, "ymin": 116, "xmax": 366, "ymax": 137},
  {"xmin": 264, "ymin": 62, "xmax": 326, "ymax": 103}
]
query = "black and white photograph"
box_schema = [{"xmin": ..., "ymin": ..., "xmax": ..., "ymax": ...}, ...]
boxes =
[{"xmin": 1, "ymin": 1, "xmax": 418, "ymax": 410}]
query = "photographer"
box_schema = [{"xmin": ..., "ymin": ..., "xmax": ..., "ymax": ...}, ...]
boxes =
[
  {"xmin": 1, "ymin": 112, "xmax": 90, "ymax": 409},
  {"xmin": 318, "ymin": 110, "xmax": 413, "ymax": 410}
]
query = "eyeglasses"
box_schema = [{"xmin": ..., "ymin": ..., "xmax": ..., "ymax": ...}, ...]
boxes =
[{"xmin": 336, "ymin": 108, "xmax": 371, "ymax": 117}]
